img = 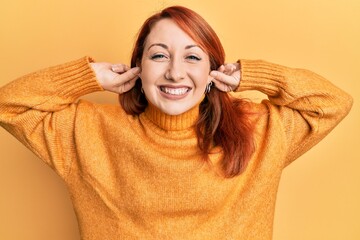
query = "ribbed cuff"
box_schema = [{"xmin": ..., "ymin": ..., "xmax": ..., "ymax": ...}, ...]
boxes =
[
  {"xmin": 51, "ymin": 56, "xmax": 103, "ymax": 101},
  {"xmin": 236, "ymin": 59, "xmax": 286, "ymax": 97}
]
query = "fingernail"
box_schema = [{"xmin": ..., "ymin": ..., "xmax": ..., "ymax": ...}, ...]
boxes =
[
  {"xmin": 210, "ymin": 71, "xmax": 217, "ymax": 77},
  {"xmin": 111, "ymin": 66, "xmax": 118, "ymax": 72},
  {"xmin": 131, "ymin": 67, "xmax": 140, "ymax": 74}
]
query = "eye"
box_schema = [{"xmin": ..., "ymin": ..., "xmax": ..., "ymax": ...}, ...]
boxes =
[
  {"xmin": 150, "ymin": 54, "xmax": 168, "ymax": 61},
  {"xmin": 186, "ymin": 55, "xmax": 202, "ymax": 61}
]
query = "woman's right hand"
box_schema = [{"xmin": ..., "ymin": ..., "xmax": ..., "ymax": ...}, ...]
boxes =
[{"xmin": 90, "ymin": 62, "xmax": 140, "ymax": 94}]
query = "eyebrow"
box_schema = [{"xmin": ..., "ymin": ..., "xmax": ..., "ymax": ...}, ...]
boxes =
[{"xmin": 147, "ymin": 43, "xmax": 201, "ymax": 51}]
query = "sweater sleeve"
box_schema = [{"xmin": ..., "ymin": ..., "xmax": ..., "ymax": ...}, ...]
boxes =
[
  {"xmin": 237, "ymin": 59, "xmax": 353, "ymax": 167},
  {"xmin": 0, "ymin": 57, "xmax": 103, "ymax": 178}
]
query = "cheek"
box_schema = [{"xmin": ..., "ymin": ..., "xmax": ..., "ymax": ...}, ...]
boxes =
[
  {"xmin": 191, "ymin": 69, "xmax": 211, "ymax": 88},
  {"xmin": 139, "ymin": 61, "xmax": 164, "ymax": 82},
  {"xmin": 139, "ymin": 63, "xmax": 154, "ymax": 85}
]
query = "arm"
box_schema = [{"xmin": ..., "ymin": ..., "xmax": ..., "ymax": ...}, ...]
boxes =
[
  {"xmin": 0, "ymin": 57, "xmax": 139, "ymax": 177},
  {"xmin": 211, "ymin": 59, "xmax": 353, "ymax": 166}
]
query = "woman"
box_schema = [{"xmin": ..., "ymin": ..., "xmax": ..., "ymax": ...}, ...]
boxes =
[{"xmin": 0, "ymin": 5, "xmax": 352, "ymax": 240}]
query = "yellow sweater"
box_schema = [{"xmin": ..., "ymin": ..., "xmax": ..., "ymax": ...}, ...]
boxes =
[{"xmin": 0, "ymin": 57, "xmax": 352, "ymax": 239}]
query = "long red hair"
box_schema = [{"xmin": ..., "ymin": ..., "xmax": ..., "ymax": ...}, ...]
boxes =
[{"xmin": 120, "ymin": 6, "xmax": 255, "ymax": 177}]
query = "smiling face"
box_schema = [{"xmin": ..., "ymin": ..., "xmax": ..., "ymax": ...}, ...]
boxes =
[{"xmin": 139, "ymin": 18, "xmax": 212, "ymax": 115}]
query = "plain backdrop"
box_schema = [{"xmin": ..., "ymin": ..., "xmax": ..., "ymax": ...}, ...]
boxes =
[{"xmin": 0, "ymin": 0, "xmax": 359, "ymax": 239}]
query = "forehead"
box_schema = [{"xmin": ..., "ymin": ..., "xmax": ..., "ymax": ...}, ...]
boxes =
[{"xmin": 145, "ymin": 18, "xmax": 197, "ymax": 48}]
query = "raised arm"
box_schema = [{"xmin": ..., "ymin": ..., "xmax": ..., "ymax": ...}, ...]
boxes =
[
  {"xmin": 0, "ymin": 57, "xmax": 139, "ymax": 177},
  {"xmin": 210, "ymin": 59, "xmax": 353, "ymax": 166}
]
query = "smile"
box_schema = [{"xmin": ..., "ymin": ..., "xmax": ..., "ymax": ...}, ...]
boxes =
[{"xmin": 160, "ymin": 86, "xmax": 191, "ymax": 95}]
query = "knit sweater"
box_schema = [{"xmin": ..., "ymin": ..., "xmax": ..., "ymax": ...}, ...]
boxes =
[{"xmin": 0, "ymin": 57, "xmax": 352, "ymax": 240}]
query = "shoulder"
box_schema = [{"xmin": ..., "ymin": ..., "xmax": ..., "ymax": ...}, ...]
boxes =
[{"xmin": 75, "ymin": 99, "xmax": 133, "ymax": 124}]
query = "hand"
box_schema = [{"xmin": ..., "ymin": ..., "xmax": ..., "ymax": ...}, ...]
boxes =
[
  {"xmin": 210, "ymin": 63, "xmax": 240, "ymax": 92},
  {"xmin": 90, "ymin": 62, "xmax": 140, "ymax": 94}
]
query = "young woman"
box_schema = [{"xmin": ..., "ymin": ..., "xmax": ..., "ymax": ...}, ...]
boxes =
[{"xmin": 0, "ymin": 5, "xmax": 352, "ymax": 240}]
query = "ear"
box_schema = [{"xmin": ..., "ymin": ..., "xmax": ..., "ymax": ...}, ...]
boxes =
[
  {"xmin": 136, "ymin": 61, "xmax": 142, "ymax": 76},
  {"xmin": 207, "ymin": 74, "xmax": 213, "ymax": 85}
]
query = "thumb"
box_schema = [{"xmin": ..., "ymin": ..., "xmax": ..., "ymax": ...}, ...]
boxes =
[
  {"xmin": 120, "ymin": 67, "xmax": 141, "ymax": 81},
  {"xmin": 111, "ymin": 67, "xmax": 141, "ymax": 94},
  {"xmin": 113, "ymin": 67, "xmax": 141, "ymax": 85}
]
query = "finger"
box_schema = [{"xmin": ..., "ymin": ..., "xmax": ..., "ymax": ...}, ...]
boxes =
[
  {"xmin": 210, "ymin": 70, "xmax": 238, "ymax": 86},
  {"xmin": 111, "ymin": 64, "xmax": 130, "ymax": 73},
  {"xmin": 113, "ymin": 67, "xmax": 140, "ymax": 84},
  {"xmin": 212, "ymin": 79, "xmax": 233, "ymax": 92},
  {"xmin": 217, "ymin": 65, "xmax": 225, "ymax": 72},
  {"xmin": 223, "ymin": 63, "xmax": 236, "ymax": 75},
  {"xmin": 119, "ymin": 77, "xmax": 138, "ymax": 93},
  {"xmin": 112, "ymin": 67, "xmax": 140, "ymax": 94}
]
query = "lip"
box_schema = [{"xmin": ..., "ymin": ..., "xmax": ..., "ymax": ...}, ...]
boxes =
[{"xmin": 158, "ymin": 85, "xmax": 192, "ymax": 100}]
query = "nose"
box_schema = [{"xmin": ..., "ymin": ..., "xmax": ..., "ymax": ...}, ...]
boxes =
[{"xmin": 165, "ymin": 58, "xmax": 185, "ymax": 81}]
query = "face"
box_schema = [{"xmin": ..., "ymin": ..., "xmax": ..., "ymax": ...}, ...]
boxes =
[{"xmin": 139, "ymin": 18, "xmax": 212, "ymax": 115}]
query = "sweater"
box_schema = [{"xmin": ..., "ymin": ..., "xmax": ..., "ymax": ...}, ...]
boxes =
[{"xmin": 0, "ymin": 57, "xmax": 352, "ymax": 240}]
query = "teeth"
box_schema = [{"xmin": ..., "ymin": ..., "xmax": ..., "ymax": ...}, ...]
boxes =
[{"xmin": 161, "ymin": 87, "xmax": 189, "ymax": 95}]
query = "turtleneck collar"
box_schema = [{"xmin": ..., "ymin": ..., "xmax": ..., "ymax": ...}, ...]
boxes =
[{"xmin": 142, "ymin": 102, "xmax": 200, "ymax": 131}]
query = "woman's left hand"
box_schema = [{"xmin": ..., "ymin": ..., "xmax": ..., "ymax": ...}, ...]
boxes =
[{"xmin": 210, "ymin": 62, "xmax": 241, "ymax": 92}]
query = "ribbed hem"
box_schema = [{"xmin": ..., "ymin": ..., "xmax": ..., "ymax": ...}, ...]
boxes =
[
  {"xmin": 237, "ymin": 59, "xmax": 286, "ymax": 97},
  {"xmin": 51, "ymin": 56, "xmax": 103, "ymax": 101}
]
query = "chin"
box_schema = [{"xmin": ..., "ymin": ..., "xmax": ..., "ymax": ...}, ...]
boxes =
[{"xmin": 160, "ymin": 104, "xmax": 192, "ymax": 115}]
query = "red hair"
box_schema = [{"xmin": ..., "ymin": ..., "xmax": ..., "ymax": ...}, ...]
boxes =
[{"xmin": 120, "ymin": 6, "xmax": 255, "ymax": 177}]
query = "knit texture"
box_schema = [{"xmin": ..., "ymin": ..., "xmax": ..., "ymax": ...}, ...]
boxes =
[{"xmin": 0, "ymin": 57, "xmax": 352, "ymax": 240}]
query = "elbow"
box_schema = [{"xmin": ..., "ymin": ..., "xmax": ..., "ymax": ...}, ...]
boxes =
[
  {"xmin": 345, "ymin": 93, "xmax": 353, "ymax": 114},
  {"xmin": 339, "ymin": 91, "xmax": 353, "ymax": 118},
  {"xmin": 329, "ymin": 91, "xmax": 353, "ymax": 123},
  {"xmin": 317, "ymin": 90, "xmax": 353, "ymax": 126}
]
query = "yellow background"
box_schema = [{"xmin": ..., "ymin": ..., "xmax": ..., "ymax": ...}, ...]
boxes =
[{"xmin": 0, "ymin": 0, "xmax": 359, "ymax": 239}]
